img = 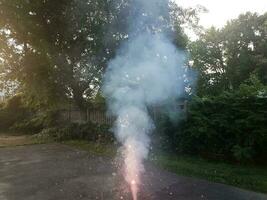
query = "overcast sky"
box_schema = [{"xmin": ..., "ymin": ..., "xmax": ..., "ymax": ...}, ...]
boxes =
[{"xmin": 176, "ymin": 0, "xmax": 267, "ymax": 28}]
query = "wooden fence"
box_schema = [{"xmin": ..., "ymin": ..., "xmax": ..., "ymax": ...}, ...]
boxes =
[
  {"xmin": 59, "ymin": 101, "xmax": 187, "ymax": 125},
  {"xmin": 59, "ymin": 108, "xmax": 114, "ymax": 125}
]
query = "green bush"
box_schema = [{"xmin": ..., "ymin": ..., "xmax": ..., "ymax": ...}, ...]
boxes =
[
  {"xmin": 232, "ymin": 145, "xmax": 253, "ymax": 163},
  {"xmin": 0, "ymin": 95, "xmax": 63, "ymax": 134},
  {"xmin": 153, "ymin": 115, "xmax": 183, "ymax": 152},
  {"xmin": 169, "ymin": 95, "xmax": 267, "ymax": 164},
  {"xmin": 11, "ymin": 109, "xmax": 59, "ymax": 134},
  {"xmin": 0, "ymin": 95, "xmax": 30, "ymax": 131},
  {"xmin": 36, "ymin": 121, "xmax": 114, "ymax": 143}
]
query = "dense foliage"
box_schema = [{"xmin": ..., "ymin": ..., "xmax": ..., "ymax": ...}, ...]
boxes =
[
  {"xmin": 182, "ymin": 96, "xmax": 266, "ymax": 163},
  {"xmin": 0, "ymin": 1, "xmax": 266, "ymax": 165},
  {"xmin": 175, "ymin": 12, "xmax": 267, "ymax": 163},
  {"xmin": 0, "ymin": 95, "xmax": 60, "ymax": 133},
  {"xmin": 0, "ymin": 0, "xmax": 199, "ymax": 109},
  {"xmin": 189, "ymin": 12, "xmax": 267, "ymax": 96},
  {"xmin": 157, "ymin": 76, "xmax": 267, "ymax": 163},
  {"xmin": 0, "ymin": 95, "xmax": 28, "ymax": 130},
  {"xmin": 36, "ymin": 122, "xmax": 113, "ymax": 143}
]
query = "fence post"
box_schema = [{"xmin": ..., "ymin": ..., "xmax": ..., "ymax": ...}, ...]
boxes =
[
  {"xmin": 86, "ymin": 108, "xmax": 89, "ymax": 122},
  {"xmin": 68, "ymin": 100, "xmax": 71, "ymax": 121}
]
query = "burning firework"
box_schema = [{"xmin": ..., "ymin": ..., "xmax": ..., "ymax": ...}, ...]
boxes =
[
  {"xmin": 103, "ymin": 1, "xmax": 187, "ymax": 199},
  {"xmin": 103, "ymin": 33, "xmax": 186, "ymax": 199}
]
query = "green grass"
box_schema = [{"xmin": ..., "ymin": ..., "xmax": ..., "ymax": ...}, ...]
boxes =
[
  {"xmin": 150, "ymin": 154, "xmax": 267, "ymax": 194},
  {"xmin": 63, "ymin": 140, "xmax": 267, "ymax": 194},
  {"xmin": 62, "ymin": 140, "xmax": 117, "ymax": 157},
  {"xmin": 0, "ymin": 134, "xmax": 50, "ymax": 148}
]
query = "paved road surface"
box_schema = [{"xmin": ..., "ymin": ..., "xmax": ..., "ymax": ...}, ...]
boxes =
[{"xmin": 0, "ymin": 144, "xmax": 266, "ymax": 200}]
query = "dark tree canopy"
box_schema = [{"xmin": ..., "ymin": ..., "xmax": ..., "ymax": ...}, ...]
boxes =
[
  {"xmin": 0, "ymin": 0, "xmax": 199, "ymax": 109},
  {"xmin": 189, "ymin": 12, "xmax": 267, "ymax": 96},
  {"xmin": 0, "ymin": 0, "xmax": 121, "ymax": 108}
]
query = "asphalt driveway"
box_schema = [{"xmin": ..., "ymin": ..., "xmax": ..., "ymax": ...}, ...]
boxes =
[{"xmin": 0, "ymin": 144, "xmax": 266, "ymax": 200}]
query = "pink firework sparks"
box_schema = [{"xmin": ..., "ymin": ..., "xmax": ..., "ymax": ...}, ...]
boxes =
[{"xmin": 124, "ymin": 138, "xmax": 144, "ymax": 200}]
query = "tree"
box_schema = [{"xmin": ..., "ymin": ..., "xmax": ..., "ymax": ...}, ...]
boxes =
[
  {"xmin": 0, "ymin": 0, "xmax": 201, "ymax": 109},
  {"xmin": 189, "ymin": 12, "xmax": 267, "ymax": 96},
  {"xmin": 0, "ymin": 0, "xmax": 124, "ymax": 109}
]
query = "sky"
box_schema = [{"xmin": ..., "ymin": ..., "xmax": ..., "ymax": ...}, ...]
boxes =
[{"xmin": 176, "ymin": 0, "xmax": 267, "ymax": 28}]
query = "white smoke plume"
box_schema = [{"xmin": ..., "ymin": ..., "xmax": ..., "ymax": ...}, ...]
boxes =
[{"xmin": 103, "ymin": 0, "xmax": 188, "ymax": 199}]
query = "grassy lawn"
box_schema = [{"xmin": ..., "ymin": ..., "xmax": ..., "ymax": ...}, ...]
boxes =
[
  {"xmin": 1, "ymin": 135, "xmax": 265, "ymax": 194},
  {"xmin": 64, "ymin": 140, "xmax": 267, "ymax": 194},
  {"xmin": 150, "ymin": 154, "xmax": 267, "ymax": 194},
  {"xmin": 63, "ymin": 140, "xmax": 117, "ymax": 157},
  {"xmin": 0, "ymin": 134, "xmax": 41, "ymax": 147}
]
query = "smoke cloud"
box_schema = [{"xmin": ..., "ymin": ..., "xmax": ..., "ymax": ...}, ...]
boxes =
[{"xmin": 103, "ymin": 0, "xmax": 188, "ymax": 199}]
